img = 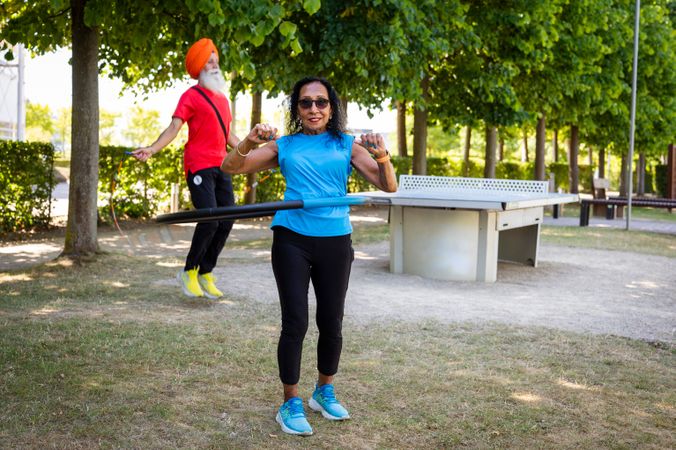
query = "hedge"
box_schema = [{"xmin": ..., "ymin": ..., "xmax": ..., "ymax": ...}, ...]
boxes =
[
  {"xmin": 5, "ymin": 138, "xmax": 664, "ymax": 232},
  {"xmin": 0, "ymin": 141, "xmax": 55, "ymax": 233},
  {"xmin": 97, "ymin": 146, "xmax": 286, "ymax": 221}
]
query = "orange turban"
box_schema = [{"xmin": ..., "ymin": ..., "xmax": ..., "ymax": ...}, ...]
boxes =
[{"xmin": 185, "ymin": 38, "xmax": 218, "ymax": 79}]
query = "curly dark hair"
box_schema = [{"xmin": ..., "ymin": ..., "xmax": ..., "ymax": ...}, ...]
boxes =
[{"xmin": 286, "ymin": 76, "xmax": 346, "ymax": 139}]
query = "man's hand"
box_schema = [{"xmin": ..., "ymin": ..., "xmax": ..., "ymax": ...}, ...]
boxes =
[{"xmin": 130, "ymin": 147, "xmax": 154, "ymax": 162}]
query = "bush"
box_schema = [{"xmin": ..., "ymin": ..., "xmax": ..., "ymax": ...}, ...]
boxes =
[
  {"xmin": 98, "ymin": 145, "xmax": 186, "ymax": 222},
  {"xmin": 496, "ymin": 161, "xmax": 526, "ymax": 180},
  {"xmin": 241, "ymin": 170, "xmax": 286, "ymax": 203},
  {"xmin": 462, "ymin": 158, "xmax": 485, "ymax": 177},
  {"xmin": 0, "ymin": 141, "xmax": 55, "ymax": 233}
]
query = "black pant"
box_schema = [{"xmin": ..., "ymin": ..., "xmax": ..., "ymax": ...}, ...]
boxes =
[
  {"xmin": 271, "ymin": 226, "xmax": 354, "ymax": 385},
  {"xmin": 184, "ymin": 167, "xmax": 235, "ymax": 273}
]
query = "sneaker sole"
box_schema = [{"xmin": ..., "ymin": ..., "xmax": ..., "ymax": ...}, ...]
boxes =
[
  {"xmin": 275, "ymin": 412, "xmax": 313, "ymax": 436},
  {"xmin": 176, "ymin": 271, "xmax": 204, "ymax": 298},
  {"xmin": 198, "ymin": 281, "xmax": 222, "ymax": 299},
  {"xmin": 308, "ymin": 397, "xmax": 350, "ymax": 421},
  {"xmin": 200, "ymin": 289, "xmax": 220, "ymax": 299}
]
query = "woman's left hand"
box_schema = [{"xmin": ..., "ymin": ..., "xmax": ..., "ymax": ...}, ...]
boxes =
[{"xmin": 357, "ymin": 133, "xmax": 388, "ymax": 159}]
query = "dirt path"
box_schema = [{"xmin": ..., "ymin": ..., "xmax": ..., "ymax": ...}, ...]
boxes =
[
  {"xmin": 2, "ymin": 210, "xmax": 675, "ymax": 343},
  {"xmin": 206, "ymin": 241, "xmax": 675, "ymax": 343}
]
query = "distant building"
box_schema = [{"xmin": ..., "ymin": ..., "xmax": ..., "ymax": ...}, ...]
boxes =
[{"xmin": 0, "ymin": 43, "xmax": 25, "ymax": 141}]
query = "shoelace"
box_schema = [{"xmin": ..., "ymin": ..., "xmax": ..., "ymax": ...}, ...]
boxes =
[
  {"xmin": 287, "ymin": 398, "xmax": 305, "ymax": 417},
  {"xmin": 318, "ymin": 385, "xmax": 338, "ymax": 404}
]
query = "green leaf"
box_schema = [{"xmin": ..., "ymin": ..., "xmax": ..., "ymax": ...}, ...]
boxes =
[
  {"xmin": 243, "ymin": 61, "xmax": 256, "ymax": 80},
  {"xmin": 50, "ymin": 0, "xmax": 66, "ymax": 10},
  {"xmin": 208, "ymin": 12, "xmax": 225, "ymax": 26},
  {"xmin": 303, "ymin": 0, "xmax": 321, "ymax": 15},
  {"xmin": 251, "ymin": 33, "xmax": 265, "ymax": 47},
  {"xmin": 278, "ymin": 21, "xmax": 297, "ymax": 37},
  {"xmin": 290, "ymin": 38, "xmax": 303, "ymax": 55}
]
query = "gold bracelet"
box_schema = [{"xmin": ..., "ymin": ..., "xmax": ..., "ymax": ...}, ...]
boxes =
[
  {"xmin": 236, "ymin": 141, "xmax": 251, "ymax": 157},
  {"xmin": 375, "ymin": 151, "xmax": 390, "ymax": 163}
]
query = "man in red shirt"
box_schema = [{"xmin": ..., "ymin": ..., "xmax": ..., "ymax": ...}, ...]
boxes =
[{"xmin": 132, "ymin": 38, "xmax": 241, "ymax": 298}]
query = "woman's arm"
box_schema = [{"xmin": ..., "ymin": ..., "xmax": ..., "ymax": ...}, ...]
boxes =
[
  {"xmin": 221, "ymin": 123, "xmax": 279, "ymax": 174},
  {"xmin": 351, "ymin": 133, "xmax": 398, "ymax": 192}
]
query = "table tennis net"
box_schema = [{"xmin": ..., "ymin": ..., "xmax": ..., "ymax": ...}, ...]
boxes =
[{"xmin": 399, "ymin": 175, "xmax": 549, "ymax": 194}]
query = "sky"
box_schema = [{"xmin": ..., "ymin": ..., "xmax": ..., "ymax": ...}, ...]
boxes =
[{"xmin": 22, "ymin": 48, "xmax": 396, "ymax": 140}]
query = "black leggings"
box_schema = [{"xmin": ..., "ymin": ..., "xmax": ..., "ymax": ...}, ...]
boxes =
[
  {"xmin": 271, "ymin": 226, "xmax": 354, "ymax": 385},
  {"xmin": 184, "ymin": 167, "xmax": 235, "ymax": 273}
]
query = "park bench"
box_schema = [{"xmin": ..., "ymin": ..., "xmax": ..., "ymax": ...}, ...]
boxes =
[
  {"xmin": 592, "ymin": 178, "xmax": 613, "ymax": 218},
  {"xmin": 579, "ymin": 197, "xmax": 676, "ymax": 226}
]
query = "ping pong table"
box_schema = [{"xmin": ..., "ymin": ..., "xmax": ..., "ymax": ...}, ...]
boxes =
[{"xmin": 353, "ymin": 175, "xmax": 579, "ymax": 282}]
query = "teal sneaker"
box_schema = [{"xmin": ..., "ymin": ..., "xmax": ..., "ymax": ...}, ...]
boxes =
[
  {"xmin": 276, "ymin": 397, "xmax": 313, "ymax": 436},
  {"xmin": 308, "ymin": 383, "xmax": 350, "ymax": 421}
]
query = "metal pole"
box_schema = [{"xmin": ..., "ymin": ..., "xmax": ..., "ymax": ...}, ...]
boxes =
[
  {"xmin": 626, "ymin": 0, "xmax": 640, "ymax": 230},
  {"xmin": 16, "ymin": 44, "xmax": 26, "ymax": 141}
]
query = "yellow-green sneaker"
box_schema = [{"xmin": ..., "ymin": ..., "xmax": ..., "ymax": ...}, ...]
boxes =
[
  {"xmin": 198, "ymin": 272, "xmax": 223, "ymax": 299},
  {"xmin": 177, "ymin": 268, "xmax": 204, "ymax": 297}
]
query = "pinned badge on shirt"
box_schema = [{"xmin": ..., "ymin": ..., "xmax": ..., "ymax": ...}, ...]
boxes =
[{"xmin": 193, "ymin": 175, "xmax": 202, "ymax": 186}]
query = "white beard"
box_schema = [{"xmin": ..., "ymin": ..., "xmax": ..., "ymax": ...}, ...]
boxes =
[{"xmin": 199, "ymin": 68, "xmax": 226, "ymax": 93}]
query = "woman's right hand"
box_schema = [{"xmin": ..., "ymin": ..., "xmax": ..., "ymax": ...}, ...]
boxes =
[{"xmin": 246, "ymin": 123, "xmax": 278, "ymax": 145}]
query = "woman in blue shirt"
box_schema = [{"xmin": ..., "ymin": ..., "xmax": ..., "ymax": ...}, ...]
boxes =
[{"xmin": 221, "ymin": 76, "xmax": 397, "ymax": 436}]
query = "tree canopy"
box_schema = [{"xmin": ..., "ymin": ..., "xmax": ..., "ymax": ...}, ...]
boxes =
[{"xmin": 1, "ymin": 0, "xmax": 674, "ymax": 254}]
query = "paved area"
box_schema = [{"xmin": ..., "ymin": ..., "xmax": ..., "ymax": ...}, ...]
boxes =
[{"xmin": 544, "ymin": 215, "xmax": 676, "ymax": 234}]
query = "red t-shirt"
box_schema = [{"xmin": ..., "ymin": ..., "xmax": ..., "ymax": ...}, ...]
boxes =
[{"xmin": 173, "ymin": 85, "xmax": 232, "ymax": 176}]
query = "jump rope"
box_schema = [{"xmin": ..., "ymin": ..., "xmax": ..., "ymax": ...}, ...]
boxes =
[{"xmin": 108, "ymin": 151, "xmax": 134, "ymax": 245}]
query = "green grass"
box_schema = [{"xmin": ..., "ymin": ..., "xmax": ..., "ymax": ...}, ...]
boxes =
[
  {"xmin": 550, "ymin": 203, "xmax": 676, "ymax": 223},
  {"xmin": 1, "ymin": 225, "xmax": 674, "ymax": 448},
  {"xmin": 541, "ymin": 226, "xmax": 676, "ymax": 258}
]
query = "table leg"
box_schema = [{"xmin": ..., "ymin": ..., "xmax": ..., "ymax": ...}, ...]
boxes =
[
  {"xmin": 579, "ymin": 202, "xmax": 590, "ymax": 226},
  {"xmin": 498, "ymin": 223, "xmax": 540, "ymax": 267},
  {"xmin": 389, "ymin": 205, "xmax": 404, "ymax": 274},
  {"xmin": 476, "ymin": 210, "xmax": 499, "ymax": 282}
]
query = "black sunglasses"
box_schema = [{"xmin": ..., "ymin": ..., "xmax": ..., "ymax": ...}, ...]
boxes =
[{"xmin": 298, "ymin": 98, "xmax": 330, "ymax": 110}]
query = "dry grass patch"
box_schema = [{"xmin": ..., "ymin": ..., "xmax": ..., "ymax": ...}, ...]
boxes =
[{"xmin": 0, "ymin": 231, "xmax": 674, "ymax": 449}]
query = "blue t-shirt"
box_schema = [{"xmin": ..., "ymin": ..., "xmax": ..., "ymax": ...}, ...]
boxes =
[{"xmin": 271, "ymin": 132, "xmax": 354, "ymax": 237}]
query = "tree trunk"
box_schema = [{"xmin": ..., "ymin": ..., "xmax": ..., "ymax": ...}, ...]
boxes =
[
  {"xmin": 522, "ymin": 130, "xmax": 529, "ymax": 162},
  {"xmin": 245, "ymin": 91, "xmax": 262, "ymax": 204},
  {"xmin": 535, "ymin": 114, "xmax": 546, "ymax": 180},
  {"xmin": 463, "ymin": 126, "xmax": 471, "ymax": 176},
  {"xmin": 637, "ymin": 152, "xmax": 646, "ymax": 195},
  {"xmin": 62, "ymin": 0, "xmax": 99, "ymax": 258},
  {"xmin": 568, "ymin": 125, "xmax": 580, "ymax": 194},
  {"xmin": 484, "ymin": 124, "xmax": 497, "ymax": 178},
  {"xmin": 552, "ymin": 129, "xmax": 559, "ymax": 162},
  {"xmin": 588, "ymin": 146, "xmax": 595, "ymax": 191},
  {"xmin": 396, "ymin": 100, "xmax": 408, "ymax": 157},
  {"xmin": 340, "ymin": 96, "xmax": 348, "ymax": 124},
  {"xmin": 499, "ymin": 136, "xmax": 504, "ymax": 162},
  {"xmin": 598, "ymin": 148, "xmax": 606, "ymax": 179},
  {"xmin": 230, "ymin": 97, "xmax": 237, "ymax": 137},
  {"xmin": 412, "ymin": 75, "xmax": 429, "ymax": 175},
  {"xmin": 229, "ymin": 72, "xmax": 237, "ymax": 136}
]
